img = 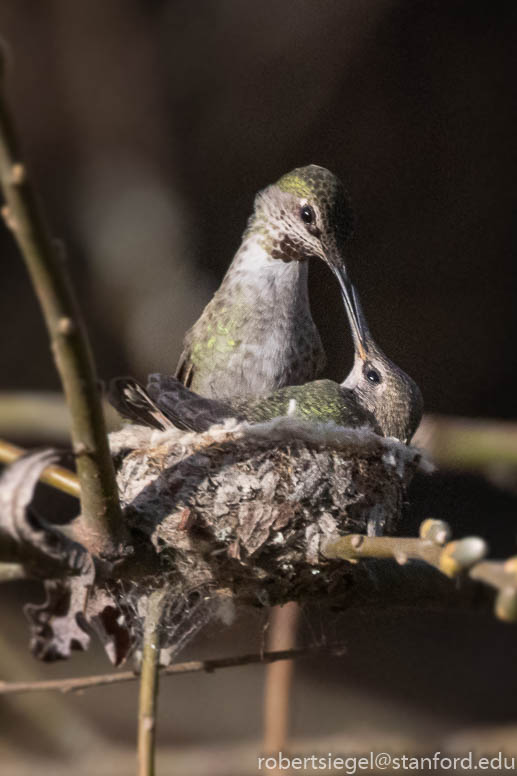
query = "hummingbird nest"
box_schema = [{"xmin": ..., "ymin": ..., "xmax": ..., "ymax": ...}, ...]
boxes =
[
  {"xmin": 109, "ymin": 418, "xmax": 428, "ymax": 656},
  {"xmin": 2, "ymin": 419, "xmax": 429, "ymax": 665}
]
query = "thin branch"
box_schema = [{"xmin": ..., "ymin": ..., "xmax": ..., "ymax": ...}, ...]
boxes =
[
  {"xmin": 469, "ymin": 559, "xmax": 517, "ymax": 622},
  {"xmin": 323, "ymin": 518, "xmax": 486, "ymax": 575},
  {"xmin": 0, "ymin": 631, "xmax": 107, "ymax": 757},
  {"xmin": 0, "ymin": 69, "xmax": 124, "ymax": 556},
  {"xmin": 0, "ymin": 646, "xmax": 332, "ymax": 697},
  {"xmin": 0, "ymin": 438, "xmax": 80, "ymax": 498},
  {"xmin": 0, "ymin": 562, "xmax": 27, "ymax": 581},
  {"xmin": 138, "ymin": 590, "xmax": 166, "ymax": 776},
  {"xmin": 323, "ymin": 519, "xmax": 517, "ymax": 622}
]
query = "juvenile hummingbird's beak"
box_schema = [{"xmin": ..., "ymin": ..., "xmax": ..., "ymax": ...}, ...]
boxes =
[{"xmin": 325, "ymin": 251, "xmax": 368, "ymax": 361}]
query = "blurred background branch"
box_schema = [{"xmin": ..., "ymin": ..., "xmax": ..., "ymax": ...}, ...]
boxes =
[
  {"xmin": 262, "ymin": 602, "xmax": 300, "ymax": 758},
  {"xmin": 414, "ymin": 416, "xmax": 517, "ymax": 471},
  {"xmin": 0, "ymin": 392, "xmax": 121, "ymax": 443}
]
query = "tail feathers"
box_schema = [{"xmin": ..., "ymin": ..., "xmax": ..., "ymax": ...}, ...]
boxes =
[
  {"xmin": 174, "ymin": 351, "xmax": 194, "ymax": 388},
  {"xmin": 109, "ymin": 374, "xmax": 244, "ymax": 434},
  {"xmin": 147, "ymin": 373, "xmax": 242, "ymax": 432},
  {"xmin": 108, "ymin": 377, "xmax": 172, "ymax": 431}
]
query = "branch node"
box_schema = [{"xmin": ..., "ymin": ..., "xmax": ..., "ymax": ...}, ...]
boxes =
[
  {"xmin": 56, "ymin": 317, "xmax": 75, "ymax": 335},
  {"xmin": 419, "ymin": 518, "xmax": 451, "ymax": 546},
  {"xmin": 9, "ymin": 162, "xmax": 25, "ymax": 184},
  {"xmin": 73, "ymin": 442, "xmax": 93, "ymax": 457},
  {"xmin": 439, "ymin": 537, "xmax": 487, "ymax": 578},
  {"xmin": 504, "ymin": 557, "xmax": 517, "ymax": 576},
  {"xmin": 1, "ymin": 203, "xmax": 16, "ymax": 230},
  {"xmin": 495, "ymin": 587, "xmax": 517, "ymax": 623}
]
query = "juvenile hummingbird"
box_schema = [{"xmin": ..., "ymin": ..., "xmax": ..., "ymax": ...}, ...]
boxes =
[
  {"xmin": 175, "ymin": 164, "xmax": 354, "ymax": 398},
  {"xmin": 111, "ymin": 281, "xmax": 423, "ymax": 444}
]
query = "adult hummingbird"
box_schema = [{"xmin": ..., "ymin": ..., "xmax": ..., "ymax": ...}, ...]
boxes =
[
  {"xmin": 174, "ymin": 164, "xmax": 354, "ymax": 398},
  {"xmin": 110, "ymin": 281, "xmax": 423, "ymax": 445}
]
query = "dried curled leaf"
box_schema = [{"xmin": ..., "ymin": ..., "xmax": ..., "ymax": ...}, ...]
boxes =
[
  {"xmin": 0, "ymin": 450, "xmax": 97, "ymax": 661},
  {"xmin": 25, "ymin": 575, "xmax": 93, "ymax": 661},
  {"xmin": 0, "ymin": 449, "xmax": 89, "ymax": 574},
  {"xmin": 87, "ymin": 587, "xmax": 133, "ymax": 667},
  {"xmin": 0, "ymin": 450, "xmax": 57, "ymax": 540}
]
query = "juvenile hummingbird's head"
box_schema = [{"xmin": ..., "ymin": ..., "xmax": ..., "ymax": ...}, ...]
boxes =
[
  {"xmin": 339, "ymin": 283, "xmax": 424, "ymax": 443},
  {"xmin": 252, "ymin": 165, "xmax": 354, "ymax": 281}
]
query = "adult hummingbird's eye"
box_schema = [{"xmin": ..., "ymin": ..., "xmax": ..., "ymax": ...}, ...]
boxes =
[
  {"xmin": 300, "ymin": 205, "xmax": 314, "ymax": 224},
  {"xmin": 365, "ymin": 366, "xmax": 382, "ymax": 385}
]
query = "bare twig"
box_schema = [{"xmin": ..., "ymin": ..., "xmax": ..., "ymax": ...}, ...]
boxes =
[
  {"xmin": 0, "ymin": 562, "xmax": 27, "ymax": 581},
  {"xmin": 0, "ymin": 631, "xmax": 107, "ymax": 757},
  {"xmin": 323, "ymin": 518, "xmax": 487, "ymax": 576},
  {"xmin": 324, "ymin": 519, "xmax": 517, "ymax": 622},
  {"xmin": 138, "ymin": 590, "xmax": 166, "ymax": 776},
  {"xmin": 263, "ymin": 602, "xmax": 299, "ymax": 757},
  {"xmin": 0, "ymin": 646, "xmax": 331, "ymax": 697},
  {"xmin": 0, "ymin": 69, "xmax": 124, "ymax": 556},
  {"xmin": 469, "ymin": 558, "xmax": 517, "ymax": 622},
  {"xmin": 0, "ymin": 438, "xmax": 80, "ymax": 498}
]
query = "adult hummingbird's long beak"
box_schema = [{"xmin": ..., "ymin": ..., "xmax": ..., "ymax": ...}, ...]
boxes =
[{"xmin": 326, "ymin": 257, "xmax": 368, "ymax": 361}]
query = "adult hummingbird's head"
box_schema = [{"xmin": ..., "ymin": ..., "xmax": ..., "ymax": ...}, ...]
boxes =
[
  {"xmin": 338, "ymin": 281, "xmax": 424, "ymax": 443},
  {"xmin": 251, "ymin": 164, "xmax": 354, "ymax": 283}
]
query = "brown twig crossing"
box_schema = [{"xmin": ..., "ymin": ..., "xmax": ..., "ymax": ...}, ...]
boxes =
[{"xmin": 0, "ymin": 646, "xmax": 335, "ymax": 697}]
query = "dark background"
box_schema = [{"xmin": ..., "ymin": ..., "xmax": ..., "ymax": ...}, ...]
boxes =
[
  {"xmin": 1, "ymin": 0, "xmax": 516, "ymax": 418},
  {"xmin": 1, "ymin": 2, "xmax": 517, "ymax": 772}
]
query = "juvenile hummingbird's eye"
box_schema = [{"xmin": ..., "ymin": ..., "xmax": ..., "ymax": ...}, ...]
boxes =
[
  {"xmin": 300, "ymin": 205, "xmax": 315, "ymax": 224},
  {"xmin": 364, "ymin": 365, "xmax": 382, "ymax": 385}
]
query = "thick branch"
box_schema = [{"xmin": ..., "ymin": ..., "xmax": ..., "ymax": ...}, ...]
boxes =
[
  {"xmin": 0, "ymin": 646, "xmax": 330, "ymax": 697},
  {"xmin": 0, "ymin": 71, "xmax": 124, "ymax": 555}
]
